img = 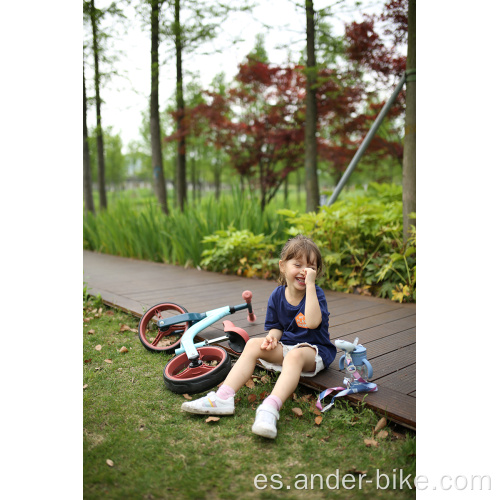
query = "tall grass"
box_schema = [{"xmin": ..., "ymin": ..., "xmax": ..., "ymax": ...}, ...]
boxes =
[{"xmin": 83, "ymin": 186, "xmax": 289, "ymax": 267}]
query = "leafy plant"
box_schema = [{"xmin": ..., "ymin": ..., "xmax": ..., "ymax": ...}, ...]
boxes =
[{"xmin": 201, "ymin": 228, "xmax": 276, "ymax": 278}]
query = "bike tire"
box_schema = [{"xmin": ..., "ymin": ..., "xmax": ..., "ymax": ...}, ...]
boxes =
[
  {"xmin": 163, "ymin": 346, "xmax": 232, "ymax": 394},
  {"xmin": 138, "ymin": 302, "xmax": 190, "ymax": 354}
]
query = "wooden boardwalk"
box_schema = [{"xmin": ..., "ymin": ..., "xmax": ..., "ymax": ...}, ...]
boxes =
[{"xmin": 83, "ymin": 250, "xmax": 416, "ymax": 430}]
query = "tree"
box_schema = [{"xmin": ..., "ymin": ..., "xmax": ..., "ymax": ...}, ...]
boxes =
[
  {"xmin": 86, "ymin": 0, "xmax": 107, "ymax": 210},
  {"xmin": 83, "ymin": 0, "xmax": 125, "ymax": 210},
  {"xmin": 150, "ymin": 0, "xmax": 169, "ymax": 214},
  {"xmin": 87, "ymin": 127, "xmax": 127, "ymax": 187},
  {"xmin": 173, "ymin": 0, "xmax": 187, "ymax": 211},
  {"xmin": 304, "ymin": 0, "xmax": 320, "ymax": 212},
  {"xmin": 192, "ymin": 57, "xmax": 307, "ymax": 211},
  {"xmin": 83, "ymin": 63, "xmax": 95, "ymax": 215},
  {"xmin": 164, "ymin": 0, "xmax": 251, "ymax": 211},
  {"xmin": 402, "ymin": 0, "xmax": 415, "ymax": 239},
  {"xmin": 343, "ymin": 0, "xmax": 412, "ymax": 232}
]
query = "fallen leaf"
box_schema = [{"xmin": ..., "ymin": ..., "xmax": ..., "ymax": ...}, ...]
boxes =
[
  {"xmin": 105, "ymin": 310, "xmax": 114, "ymax": 316},
  {"xmin": 248, "ymin": 394, "xmax": 257, "ymax": 403},
  {"xmin": 106, "ymin": 459, "xmax": 114, "ymax": 467},
  {"xmin": 183, "ymin": 394, "xmax": 192, "ymax": 400},
  {"xmin": 313, "ymin": 408, "xmax": 322, "ymax": 416},
  {"xmin": 95, "ymin": 345, "xmax": 102, "ymax": 351},
  {"xmin": 259, "ymin": 391, "xmax": 268, "ymax": 400},
  {"xmin": 314, "ymin": 416, "xmax": 323, "ymax": 426},
  {"xmin": 131, "ymin": 328, "xmax": 138, "ymax": 333},
  {"xmin": 119, "ymin": 346, "xmax": 129, "ymax": 354},
  {"xmin": 364, "ymin": 438, "xmax": 379, "ymax": 447},
  {"xmin": 84, "ymin": 359, "xmax": 92, "ymax": 364},
  {"xmin": 245, "ymin": 379, "xmax": 255, "ymax": 389},
  {"xmin": 377, "ymin": 430, "xmax": 389, "ymax": 439},
  {"xmin": 88, "ymin": 329, "xmax": 95, "ymax": 335},
  {"xmin": 374, "ymin": 417, "xmax": 387, "ymax": 434},
  {"xmin": 261, "ymin": 375, "xmax": 270, "ymax": 384},
  {"xmin": 345, "ymin": 468, "xmax": 368, "ymax": 475},
  {"xmin": 205, "ymin": 417, "xmax": 220, "ymax": 423},
  {"xmin": 292, "ymin": 407, "xmax": 303, "ymax": 417},
  {"xmin": 83, "ymin": 384, "xmax": 89, "ymax": 390},
  {"xmin": 91, "ymin": 309, "xmax": 97, "ymax": 314},
  {"xmin": 98, "ymin": 307, "xmax": 103, "ymax": 315},
  {"xmin": 84, "ymin": 318, "xmax": 91, "ymax": 323},
  {"xmin": 120, "ymin": 324, "xmax": 132, "ymax": 332},
  {"xmin": 104, "ymin": 359, "xmax": 113, "ymax": 364},
  {"xmin": 292, "ymin": 393, "xmax": 298, "ymax": 401}
]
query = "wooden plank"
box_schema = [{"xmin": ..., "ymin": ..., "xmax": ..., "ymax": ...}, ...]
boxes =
[
  {"xmin": 330, "ymin": 310, "xmax": 415, "ymax": 337},
  {"xmin": 361, "ymin": 329, "xmax": 416, "ymax": 359},
  {"xmin": 374, "ymin": 364, "xmax": 416, "ymax": 395},
  {"xmin": 370, "ymin": 344, "xmax": 416, "ymax": 379},
  {"xmin": 330, "ymin": 319, "xmax": 416, "ymax": 344}
]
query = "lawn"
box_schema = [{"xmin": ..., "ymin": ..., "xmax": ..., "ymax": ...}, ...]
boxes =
[{"xmin": 83, "ymin": 294, "xmax": 416, "ymax": 499}]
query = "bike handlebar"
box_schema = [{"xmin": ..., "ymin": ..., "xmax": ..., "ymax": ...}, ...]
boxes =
[{"xmin": 242, "ymin": 290, "xmax": 256, "ymax": 322}]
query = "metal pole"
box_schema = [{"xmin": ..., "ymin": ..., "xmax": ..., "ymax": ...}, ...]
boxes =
[{"xmin": 325, "ymin": 74, "xmax": 406, "ymax": 206}]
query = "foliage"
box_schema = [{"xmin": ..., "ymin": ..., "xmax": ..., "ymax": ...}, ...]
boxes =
[
  {"xmin": 201, "ymin": 228, "xmax": 276, "ymax": 279},
  {"xmin": 83, "ymin": 186, "xmax": 289, "ymax": 268},
  {"xmin": 87, "ymin": 127, "xmax": 127, "ymax": 186},
  {"xmin": 83, "ymin": 298, "xmax": 416, "ymax": 499}
]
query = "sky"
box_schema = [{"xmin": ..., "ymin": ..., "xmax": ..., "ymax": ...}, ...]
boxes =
[{"xmin": 87, "ymin": 0, "xmax": 384, "ymax": 151}]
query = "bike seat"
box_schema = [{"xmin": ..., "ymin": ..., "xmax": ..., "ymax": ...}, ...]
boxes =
[{"xmin": 223, "ymin": 320, "xmax": 249, "ymax": 354}]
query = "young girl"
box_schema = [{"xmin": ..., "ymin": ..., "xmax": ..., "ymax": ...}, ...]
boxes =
[{"xmin": 181, "ymin": 235, "xmax": 336, "ymax": 439}]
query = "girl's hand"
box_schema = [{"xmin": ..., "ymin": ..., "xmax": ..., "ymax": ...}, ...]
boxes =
[
  {"xmin": 303, "ymin": 267, "xmax": 317, "ymax": 286},
  {"xmin": 261, "ymin": 334, "xmax": 278, "ymax": 350}
]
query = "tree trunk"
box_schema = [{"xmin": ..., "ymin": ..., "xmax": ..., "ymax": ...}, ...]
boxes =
[
  {"xmin": 304, "ymin": 0, "xmax": 319, "ymax": 212},
  {"xmin": 190, "ymin": 153, "xmax": 196, "ymax": 203},
  {"xmin": 403, "ymin": 0, "xmax": 416, "ymax": 239},
  {"xmin": 175, "ymin": 0, "xmax": 187, "ymax": 212},
  {"xmin": 83, "ymin": 65, "xmax": 95, "ymax": 215},
  {"xmin": 150, "ymin": 0, "xmax": 169, "ymax": 215},
  {"xmin": 90, "ymin": 0, "xmax": 107, "ymax": 210}
]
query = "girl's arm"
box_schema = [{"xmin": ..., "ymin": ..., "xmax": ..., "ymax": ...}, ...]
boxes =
[
  {"xmin": 261, "ymin": 328, "xmax": 283, "ymax": 350},
  {"xmin": 304, "ymin": 268, "xmax": 322, "ymax": 329}
]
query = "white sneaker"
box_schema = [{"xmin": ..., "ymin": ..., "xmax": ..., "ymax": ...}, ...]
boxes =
[
  {"xmin": 251, "ymin": 403, "xmax": 279, "ymax": 439},
  {"xmin": 181, "ymin": 391, "xmax": 235, "ymax": 415}
]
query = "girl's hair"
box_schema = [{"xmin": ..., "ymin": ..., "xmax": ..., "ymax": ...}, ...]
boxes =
[{"xmin": 278, "ymin": 234, "xmax": 323, "ymax": 286}]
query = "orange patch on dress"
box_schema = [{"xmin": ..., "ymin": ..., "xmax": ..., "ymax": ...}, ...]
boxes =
[{"xmin": 295, "ymin": 312, "xmax": 307, "ymax": 328}]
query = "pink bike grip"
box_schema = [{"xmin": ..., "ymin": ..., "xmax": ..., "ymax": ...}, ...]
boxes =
[
  {"xmin": 247, "ymin": 312, "xmax": 256, "ymax": 323},
  {"xmin": 242, "ymin": 290, "xmax": 252, "ymax": 303}
]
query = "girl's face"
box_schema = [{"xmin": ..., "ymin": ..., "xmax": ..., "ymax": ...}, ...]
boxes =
[{"xmin": 279, "ymin": 252, "xmax": 317, "ymax": 292}]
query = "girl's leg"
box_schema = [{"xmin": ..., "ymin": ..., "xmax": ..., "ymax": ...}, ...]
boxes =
[
  {"xmin": 269, "ymin": 346, "xmax": 316, "ymax": 403},
  {"xmin": 222, "ymin": 337, "xmax": 284, "ymax": 393},
  {"xmin": 181, "ymin": 337, "xmax": 283, "ymax": 415}
]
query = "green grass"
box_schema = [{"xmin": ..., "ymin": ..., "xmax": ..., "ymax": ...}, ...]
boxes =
[{"xmin": 83, "ymin": 295, "xmax": 416, "ymax": 499}]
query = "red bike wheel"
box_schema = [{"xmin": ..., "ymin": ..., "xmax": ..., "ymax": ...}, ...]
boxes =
[
  {"xmin": 138, "ymin": 302, "xmax": 190, "ymax": 353},
  {"xmin": 163, "ymin": 346, "xmax": 232, "ymax": 394}
]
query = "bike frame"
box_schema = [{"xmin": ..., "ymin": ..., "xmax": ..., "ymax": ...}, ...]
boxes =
[{"xmin": 156, "ymin": 301, "xmax": 252, "ymax": 361}]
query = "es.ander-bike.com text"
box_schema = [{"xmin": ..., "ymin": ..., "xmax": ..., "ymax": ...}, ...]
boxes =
[{"xmin": 253, "ymin": 470, "xmax": 492, "ymax": 492}]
